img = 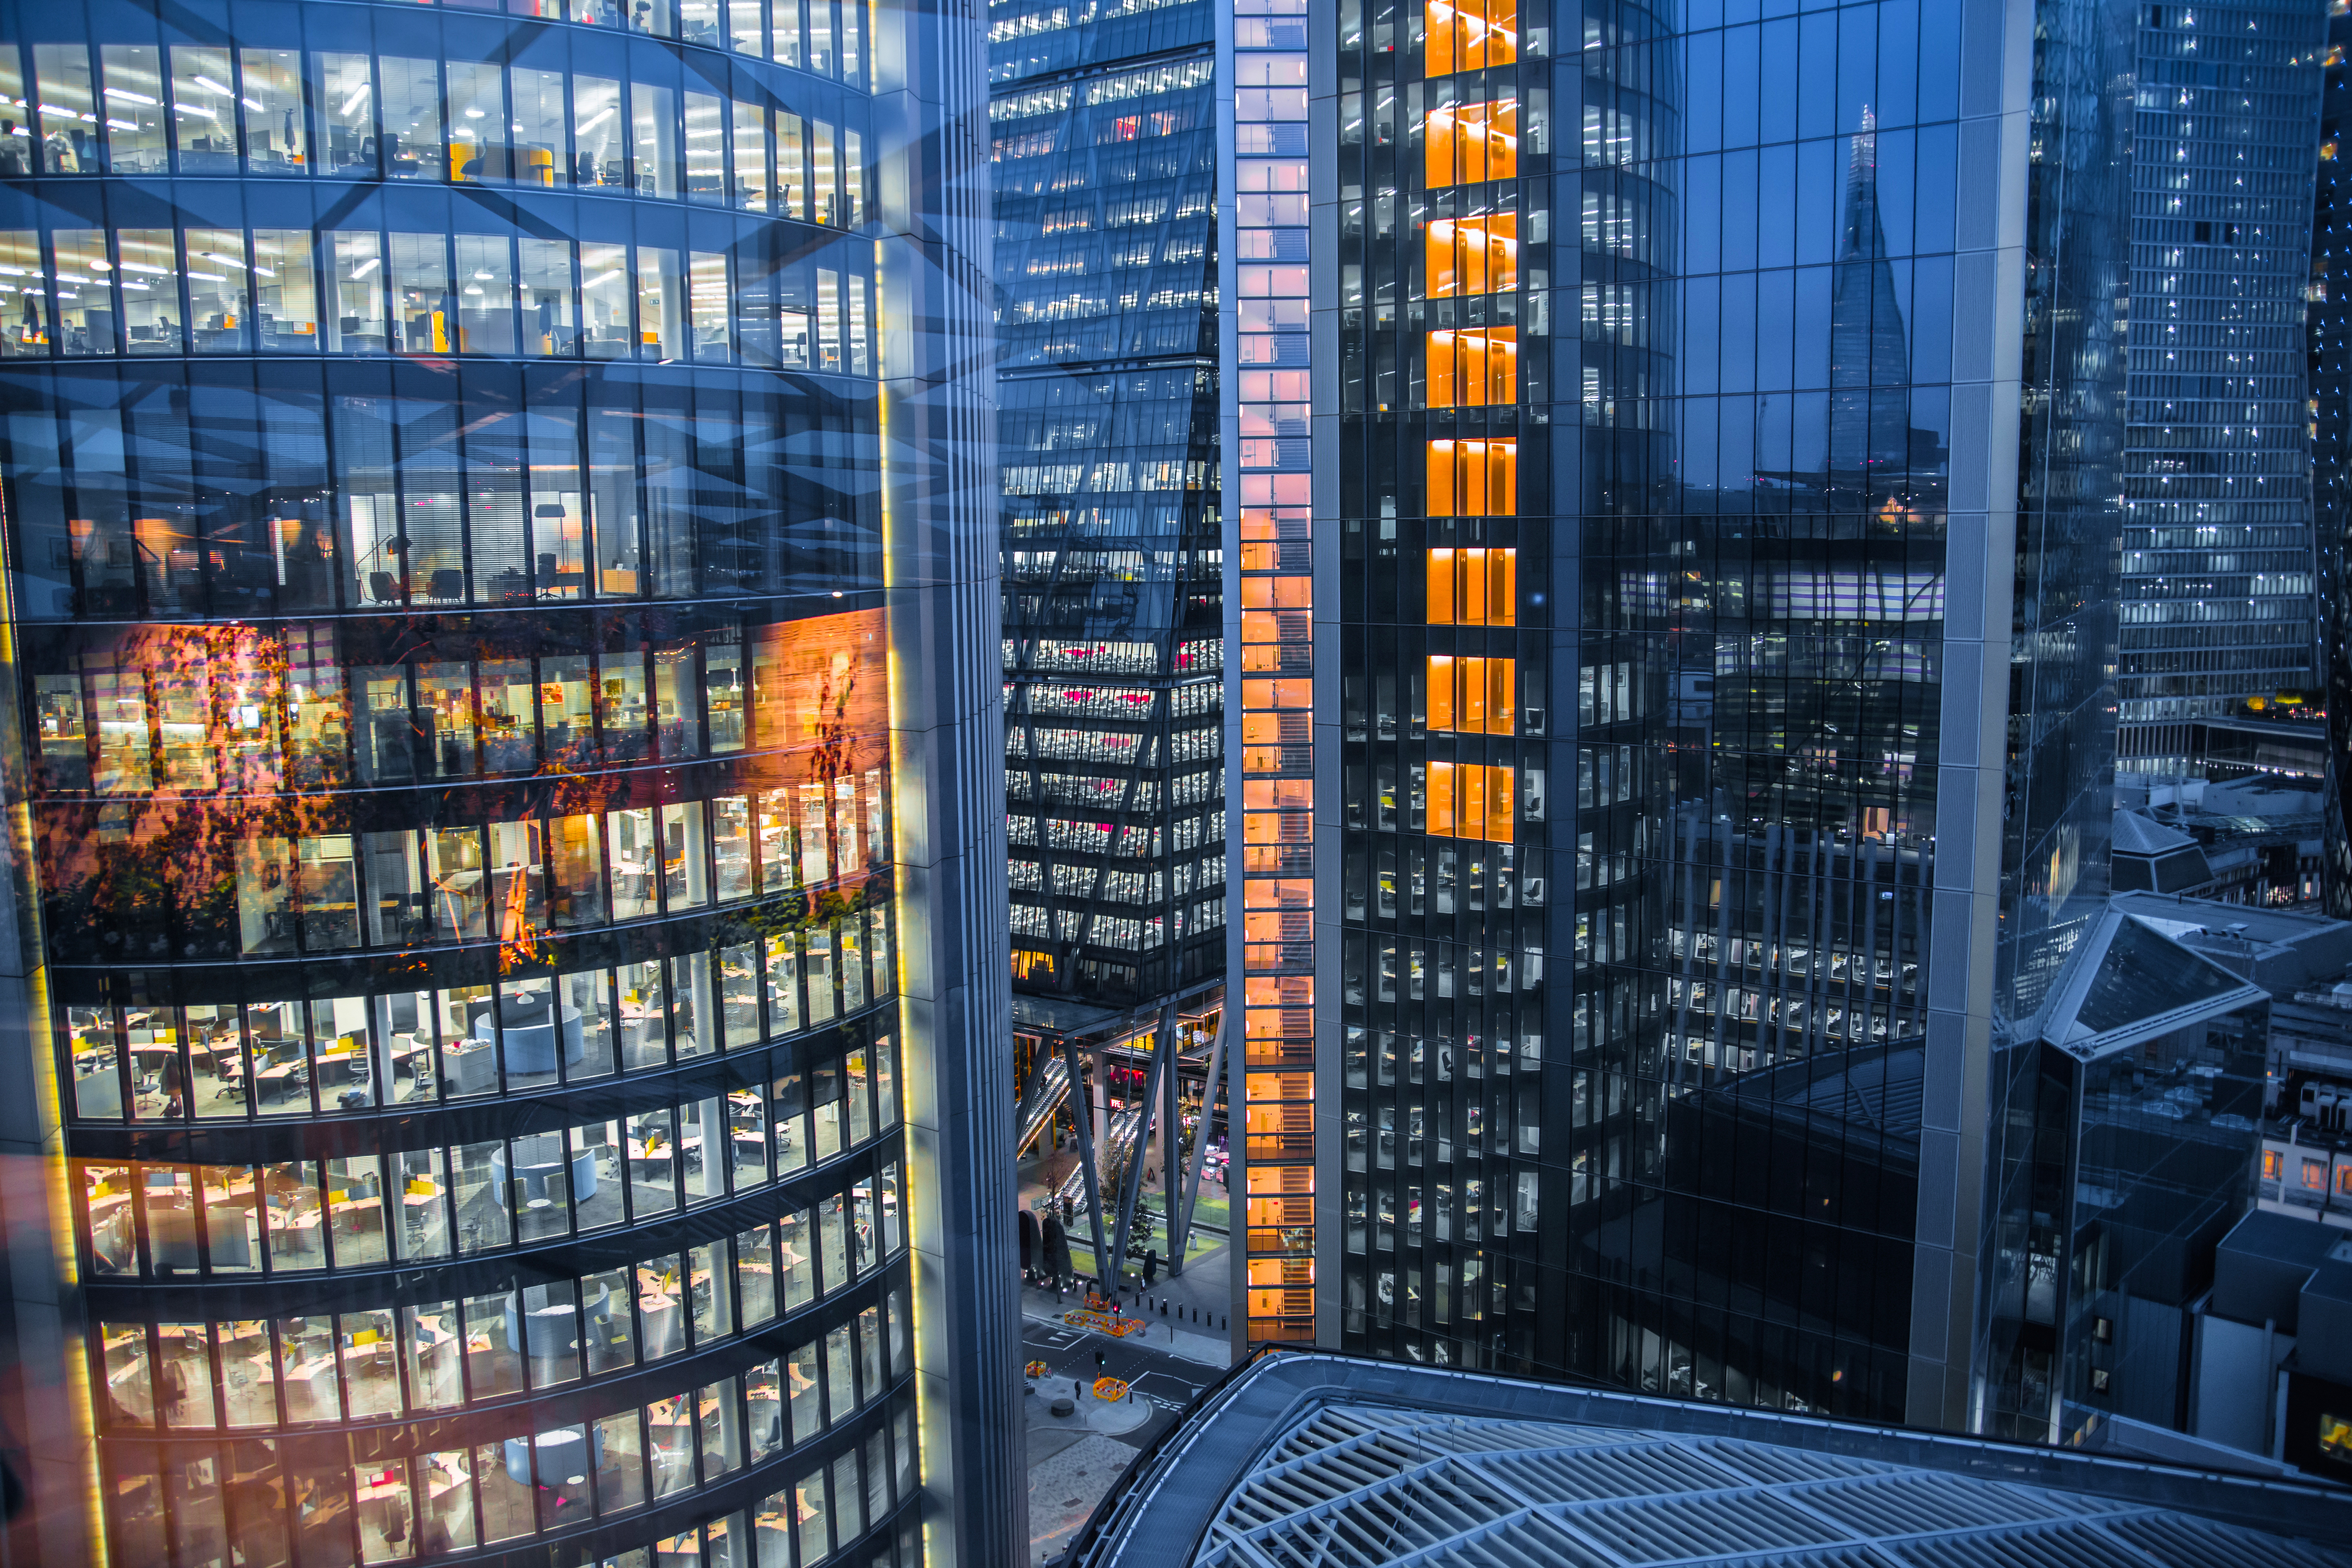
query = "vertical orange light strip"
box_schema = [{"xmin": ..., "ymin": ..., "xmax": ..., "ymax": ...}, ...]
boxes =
[{"xmin": 1234, "ymin": 0, "xmax": 1315, "ymax": 1344}]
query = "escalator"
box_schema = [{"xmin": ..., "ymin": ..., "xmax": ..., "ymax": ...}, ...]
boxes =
[
  {"xmin": 1014, "ymin": 1053, "xmax": 1071, "ymax": 1158},
  {"xmin": 1055, "ymin": 1107, "xmax": 1143, "ymax": 1215}
]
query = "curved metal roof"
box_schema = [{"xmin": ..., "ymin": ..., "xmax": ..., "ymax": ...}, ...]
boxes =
[
  {"xmin": 1193, "ymin": 1403, "xmax": 2345, "ymax": 1568},
  {"xmin": 1071, "ymin": 1353, "xmax": 2352, "ymax": 1568}
]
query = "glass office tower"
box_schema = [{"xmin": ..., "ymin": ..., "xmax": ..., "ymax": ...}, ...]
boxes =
[
  {"xmin": 0, "ymin": 0, "xmax": 1014, "ymax": 1562},
  {"xmin": 991, "ymin": 0, "xmax": 1225, "ymax": 1007},
  {"xmin": 1316, "ymin": 0, "xmax": 2131, "ymax": 1432},
  {"xmin": 2319, "ymin": 1, "xmax": 2352, "ymax": 918},
  {"xmin": 2115, "ymin": 0, "xmax": 2325, "ymax": 773}
]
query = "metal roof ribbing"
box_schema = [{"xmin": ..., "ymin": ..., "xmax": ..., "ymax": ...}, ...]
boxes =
[{"xmin": 1190, "ymin": 1405, "xmax": 2352, "ymax": 1568}]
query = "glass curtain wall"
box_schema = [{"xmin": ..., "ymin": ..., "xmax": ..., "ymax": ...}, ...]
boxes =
[
  {"xmin": 0, "ymin": 3, "xmax": 928, "ymax": 1564},
  {"xmin": 1975, "ymin": 0, "xmax": 2137, "ymax": 1446},
  {"xmin": 992, "ymin": 8, "xmax": 1225, "ymax": 1006},
  {"xmin": 2323, "ymin": 6, "xmax": 2352, "ymax": 918},
  {"xmin": 2116, "ymin": 0, "xmax": 2326, "ymax": 774},
  {"xmin": 1327, "ymin": 0, "xmax": 2131, "ymax": 1433},
  {"xmin": 1328, "ymin": 0, "xmax": 1572, "ymax": 1366}
]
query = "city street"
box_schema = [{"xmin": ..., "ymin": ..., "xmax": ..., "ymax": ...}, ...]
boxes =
[{"xmin": 1020, "ymin": 1307, "xmax": 1213, "ymax": 1564}]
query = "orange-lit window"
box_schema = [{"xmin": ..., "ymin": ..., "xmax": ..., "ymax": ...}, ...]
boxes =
[
  {"xmin": 1426, "ymin": 761, "xmax": 1514, "ymax": 842},
  {"xmin": 1425, "ymin": 327, "xmax": 1517, "ymax": 409},
  {"xmin": 2264, "ymin": 1149, "xmax": 2283, "ymax": 1181},
  {"xmin": 1425, "ymin": 656, "xmax": 1514, "ymax": 734},
  {"xmin": 1425, "ymin": 99, "xmax": 1518, "ymax": 187},
  {"xmin": 1425, "ymin": 0, "xmax": 1517, "ymax": 74},
  {"xmin": 1426, "ymin": 548, "xmax": 1516, "ymax": 625},
  {"xmin": 1426, "ymin": 439, "xmax": 1517, "ymax": 517},
  {"xmin": 1426, "ymin": 214, "xmax": 1518, "ymax": 297}
]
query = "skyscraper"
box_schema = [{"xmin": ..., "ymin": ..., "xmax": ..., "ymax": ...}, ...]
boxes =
[
  {"xmin": 1312, "ymin": 0, "xmax": 2134, "ymax": 1443},
  {"xmin": 991, "ymin": 0, "xmax": 1226, "ymax": 1008},
  {"xmin": 2116, "ymin": 0, "xmax": 2327, "ymax": 774},
  {"xmin": 0, "ymin": 1, "xmax": 1014, "ymax": 1563},
  {"xmin": 2318, "ymin": 0, "xmax": 2352, "ymax": 918}
]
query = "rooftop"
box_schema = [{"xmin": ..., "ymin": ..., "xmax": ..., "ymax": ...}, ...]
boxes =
[
  {"xmin": 2109, "ymin": 892, "xmax": 2352, "ymax": 997},
  {"xmin": 2218, "ymin": 1208, "xmax": 2348, "ymax": 1273},
  {"xmin": 2111, "ymin": 810, "xmax": 2199, "ymax": 856},
  {"xmin": 2034, "ymin": 908, "xmax": 2267, "ymax": 1061},
  {"xmin": 1072, "ymin": 1352, "xmax": 2352, "ymax": 1568}
]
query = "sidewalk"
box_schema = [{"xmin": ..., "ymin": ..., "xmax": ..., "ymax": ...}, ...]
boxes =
[{"xmin": 1021, "ymin": 1271, "xmax": 1232, "ymax": 1368}]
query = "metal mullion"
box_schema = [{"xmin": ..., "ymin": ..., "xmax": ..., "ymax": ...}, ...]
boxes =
[
  {"xmin": 1062, "ymin": 1038, "xmax": 1112, "ymax": 1282},
  {"xmin": 1170, "ymin": 1004, "xmax": 1226, "ymax": 1270}
]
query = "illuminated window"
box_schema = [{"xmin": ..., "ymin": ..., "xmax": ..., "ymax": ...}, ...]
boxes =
[
  {"xmin": 2307, "ymin": 1157, "xmax": 2328, "ymax": 1190},
  {"xmin": 1426, "ymin": 762, "xmax": 1514, "ymax": 842},
  {"xmin": 1425, "ymin": 655, "xmax": 1515, "ymax": 734},
  {"xmin": 1425, "ymin": 214, "xmax": 1517, "ymax": 297},
  {"xmin": 1425, "ymin": 0, "xmax": 1517, "ymax": 74},
  {"xmin": 2264, "ymin": 1148, "xmax": 2283, "ymax": 1181},
  {"xmin": 1425, "ymin": 99, "xmax": 1518, "ymax": 187},
  {"xmin": 1426, "ymin": 548, "xmax": 1516, "ymax": 625},
  {"xmin": 1425, "ymin": 326, "xmax": 1517, "ymax": 408},
  {"xmin": 1426, "ymin": 439, "xmax": 1517, "ymax": 517}
]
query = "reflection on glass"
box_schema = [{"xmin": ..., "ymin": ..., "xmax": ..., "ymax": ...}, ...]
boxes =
[
  {"xmin": 584, "ymin": 1265, "xmax": 636, "ymax": 1374},
  {"xmin": 597, "ymin": 1411, "xmax": 646, "ymax": 1515},
  {"xmin": 376, "ymin": 58, "xmax": 445, "ymax": 180},
  {"xmin": 241, "ymin": 49, "xmax": 305, "ymax": 173},
  {"xmin": 168, "ymin": 46, "xmax": 236, "ymax": 173},
  {"xmin": 312, "ymin": 53, "xmax": 372, "ymax": 176},
  {"xmin": 510, "ymin": 67, "xmax": 566, "ymax": 185},
  {"xmin": 277, "ymin": 1315, "xmax": 340, "ymax": 1422},
  {"xmin": 573, "ymin": 75, "xmax": 624, "ymax": 188},
  {"xmin": 630, "ymin": 80, "xmax": 677, "ymax": 198},
  {"xmin": 454, "ymin": 233, "xmax": 515, "ymax": 353},
  {"xmin": 638, "ymin": 245, "xmax": 682, "ymax": 359},
  {"xmin": 99, "ymin": 46, "xmax": 167, "ymax": 175},
  {"xmin": 581, "ymin": 241, "xmax": 631, "ymax": 359},
  {"xmin": 327, "ymin": 229, "xmax": 386, "ymax": 353},
  {"xmin": 390, "ymin": 231, "xmax": 451, "ymax": 354},
  {"xmin": 251, "ymin": 228, "xmax": 318, "ymax": 347}
]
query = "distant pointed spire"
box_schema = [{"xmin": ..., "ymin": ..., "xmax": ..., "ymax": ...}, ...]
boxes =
[
  {"xmin": 1839, "ymin": 104, "xmax": 1889, "ymax": 266},
  {"xmin": 1848, "ymin": 104, "xmax": 1877, "ymax": 176},
  {"xmin": 1828, "ymin": 104, "xmax": 1913, "ymax": 476}
]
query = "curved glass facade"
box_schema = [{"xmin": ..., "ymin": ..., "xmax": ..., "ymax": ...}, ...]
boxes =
[{"xmin": 0, "ymin": 0, "xmax": 935, "ymax": 1561}]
